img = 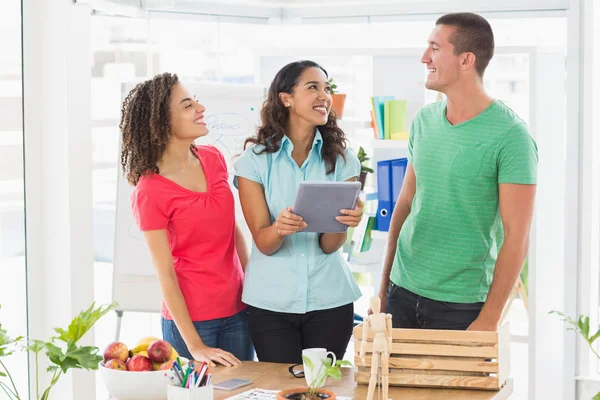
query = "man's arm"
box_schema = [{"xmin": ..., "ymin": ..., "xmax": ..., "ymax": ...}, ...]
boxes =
[
  {"xmin": 374, "ymin": 163, "xmax": 416, "ymax": 313},
  {"xmin": 468, "ymin": 183, "xmax": 536, "ymax": 331}
]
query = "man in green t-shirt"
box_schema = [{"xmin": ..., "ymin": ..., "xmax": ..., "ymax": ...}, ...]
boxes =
[{"xmin": 376, "ymin": 12, "xmax": 538, "ymax": 331}]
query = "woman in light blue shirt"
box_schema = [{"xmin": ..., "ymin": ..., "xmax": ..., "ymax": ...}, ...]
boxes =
[{"xmin": 234, "ymin": 60, "xmax": 363, "ymax": 363}]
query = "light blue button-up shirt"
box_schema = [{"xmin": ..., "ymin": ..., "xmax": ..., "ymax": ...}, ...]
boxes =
[{"xmin": 234, "ymin": 130, "xmax": 362, "ymax": 314}]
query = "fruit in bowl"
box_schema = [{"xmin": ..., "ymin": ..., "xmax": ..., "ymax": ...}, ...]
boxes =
[
  {"xmin": 104, "ymin": 359, "xmax": 127, "ymax": 371},
  {"xmin": 103, "ymin": 341, "xmax": 129, "ymax": 363},
  {"xmin": 127, "ymin": 355, "xmax": 154, "ymax": 372},
  {"xmin": 99, "ymin": 337, "xmax": 184, "ymax": 400},
  {"xmin": 148, "ymin": 340, "xmax": 173, "ymax": 364}
]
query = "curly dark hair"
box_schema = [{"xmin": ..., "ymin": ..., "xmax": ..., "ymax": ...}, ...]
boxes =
[
  {"xmin": 243, "ymin": 60, "xmax": 347, "ymax": 174},
  {"xmin": 120, "ymin": 72, "xmax": 196, "ymax": 186}
]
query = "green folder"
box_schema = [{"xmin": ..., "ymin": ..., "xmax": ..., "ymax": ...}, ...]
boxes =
[{"xmin": 384, "ymin": 100, "xmax": 407, "ymax": 140}]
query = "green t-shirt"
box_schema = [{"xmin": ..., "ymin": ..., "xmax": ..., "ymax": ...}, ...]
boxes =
[{"xmin": 390, "ymin": 99, "xmax": 538, "ymax": 303}]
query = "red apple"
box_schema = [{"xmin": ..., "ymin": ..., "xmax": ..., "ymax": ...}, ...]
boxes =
[
  {"xmin": 103, "ymin": 341, "xmax": 129, "ymax": 363},
  {"xmin": 158, "ymin": 360, "xmax": 174, "ymax": 371},
  {"xmin": 126, "ymin": 355, "xmax": 153, "ymax": 372},
  {"xmin": 104, "ymin": 359, "xmax": 127, "ymax": 371},
  {"xmin": 147, "ymin": 340, "xmax": 173, "ymax": 364}
]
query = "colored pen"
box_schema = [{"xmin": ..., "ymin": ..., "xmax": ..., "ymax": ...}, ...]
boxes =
[
  {"xmin": 182, "ymin": 363, "xmax": 192, "ymax": 388},
  {"xmin": 172, "ymin": 362, "xmax": 184, "ymax": 383}
]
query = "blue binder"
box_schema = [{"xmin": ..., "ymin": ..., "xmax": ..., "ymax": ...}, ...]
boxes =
[
  {"xmin": 377, "ymin": 158, "xmax": 408, "ymax": 232},
  {"xmin": 391, "ymin": 158, "xmax": 408, "ymax": 212},
  {"xmin": 377, "ymin": 160, "xmax": 392, "ymax": 231}
]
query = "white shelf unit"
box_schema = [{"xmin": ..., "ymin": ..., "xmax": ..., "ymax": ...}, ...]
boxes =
[
  {"xmin": 370, "ymin": 139, "xmax": 408, "ymax": 149},
  {"xmin": 345, "ymin": 230, "xmax": 388, "ymax": 295}
]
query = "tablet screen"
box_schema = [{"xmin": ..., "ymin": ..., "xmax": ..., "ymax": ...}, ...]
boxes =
[{"xmin": 292, "ymin": 181, "xmax": 361, "ymax": 233}]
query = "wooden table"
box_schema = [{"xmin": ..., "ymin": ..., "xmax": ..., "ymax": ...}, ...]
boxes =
[{"xmin": 211, "ymin": 362, "xmax": 513, "ymax": 399}]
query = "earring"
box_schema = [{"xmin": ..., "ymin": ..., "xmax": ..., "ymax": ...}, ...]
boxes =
[{"xmin": 285, "ymin": 103, "xmax": 290, "ymax": 107}]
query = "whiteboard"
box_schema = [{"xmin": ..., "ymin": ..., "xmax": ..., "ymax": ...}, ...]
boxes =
[{"xmin": 112, "ymin": 81, "xmax": 265, "ymax": 313}]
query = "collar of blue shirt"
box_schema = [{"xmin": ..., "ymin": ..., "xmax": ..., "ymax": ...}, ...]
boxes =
[{"xmin": 272, "ymin": 129, "xmax": 324, "ymax": 161}]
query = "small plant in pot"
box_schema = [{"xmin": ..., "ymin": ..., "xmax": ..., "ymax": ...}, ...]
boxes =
[
  {"xmin": 328, "ymin": 78, "xmax": 346, "ymax": 119},
  {"xmin": 551, "ymin": 311, "xmax": 600, "ymax": 400},
  {"xmin": 0, "ymin": 302, "xmax": 117, "ymax": 400},
  {"xmin": 277, "ymin": 357, "xmax": 352, "ymax": 400},
  {"xmin": 357, "ymin": 146, "xmax": 374, "ymax": 190}
]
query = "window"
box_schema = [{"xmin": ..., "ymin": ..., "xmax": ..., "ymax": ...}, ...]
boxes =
[{"xmin": 0, "ymin": 0, "xmax": 28, "ymax": 398}]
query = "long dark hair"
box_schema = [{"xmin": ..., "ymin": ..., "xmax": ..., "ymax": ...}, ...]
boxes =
[
  {"xmin": 120, "ymin": 72, "xmax": 195, "ymax": 186},
  {"xmin": 244, "ymin": 60, "xmax": 347, "ymax": 174}
]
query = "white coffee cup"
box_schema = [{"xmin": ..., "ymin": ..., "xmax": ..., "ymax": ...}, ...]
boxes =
[{"xmin": 302, "ymin": 348, "xmax": 337, "ymax": 388}]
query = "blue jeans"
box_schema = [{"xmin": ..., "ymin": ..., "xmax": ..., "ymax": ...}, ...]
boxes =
[
  {"xmin": 161, "ymin": 308, "xmax": 255, "ymax": 361},
  {"xmin": 386, "ymin": 282, "xmax": 484, "ymax": 330}
]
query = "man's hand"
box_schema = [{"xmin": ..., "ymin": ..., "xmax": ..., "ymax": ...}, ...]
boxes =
[
  {"xmin": 466, "ymin": 315, "xmax": 499, "ymax": 331},
  {"xmin": 368, "ymin": 292, "xmax": 387, "ymax": 316}
]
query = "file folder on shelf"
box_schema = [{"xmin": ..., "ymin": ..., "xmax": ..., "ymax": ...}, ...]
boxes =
[
  {"xmin": 391, "ymin": 158, "xmax": 408, "ymax": 212},
  {"xmin": 376, "ymin": 158, "xmax": 408, "ymax": 232},
  {"xmin": 376, "ymin": 160, "xmax": 392, "ymax": 231}
]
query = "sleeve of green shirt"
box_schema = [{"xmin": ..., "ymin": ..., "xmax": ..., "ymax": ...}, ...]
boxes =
[{"xmin": 497, "ymin": 123, "xmax": 538, "ymax": 184}]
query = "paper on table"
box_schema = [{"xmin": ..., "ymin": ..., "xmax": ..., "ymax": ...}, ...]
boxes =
[{"xmin": 226, "ymin": 388, "xmax": 351, "ymax": 400}]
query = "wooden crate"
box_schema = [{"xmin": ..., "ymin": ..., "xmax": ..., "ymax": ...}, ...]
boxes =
[{"xmin": 353, "ymin": 323, "xmax": 510, "ymax": 391}]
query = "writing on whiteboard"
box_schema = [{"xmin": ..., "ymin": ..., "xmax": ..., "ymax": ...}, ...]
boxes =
[{"xmin": 206, "ymin": 113, "xmax": 251, "ymax": 136}]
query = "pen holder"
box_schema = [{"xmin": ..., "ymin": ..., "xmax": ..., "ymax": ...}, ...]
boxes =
[{"xmin": 167, "ymin": 385, "xmax": 214, "ymax": 400}]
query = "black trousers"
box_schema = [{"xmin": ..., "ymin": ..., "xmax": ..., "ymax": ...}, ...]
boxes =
[
  {"xmin": 247, "ymin": 303, "xmax": 354, "ymax": 364},
  {"xmin": 386, "ymin": 282, "xmax": 484, "ymax": 330}
]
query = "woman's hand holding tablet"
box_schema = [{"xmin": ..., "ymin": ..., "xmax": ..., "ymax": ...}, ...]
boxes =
[
  {"xmin": 274, "ymin": 207, "xmax": 308, "ymax": 237},
  {"xmin": 336, "ymin": 197, "xmax": 364, "ymax": 228},
  {"xmin": 292, "ymin": 181, "xmax": 362, "ymax": 233}
]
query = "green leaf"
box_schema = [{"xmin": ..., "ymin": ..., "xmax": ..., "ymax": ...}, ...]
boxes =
[
  {"xmin": 593, "ymin": 392, "xmax": 600, "ymax": 400},
  {"xmin": 328, "ymin": 78, "xmax": 337, "ymax": 94},
  {"xmin": 336, "ymin": 360, "xmax": 353, "ymax": 367},
  {"xmin": 321, "ymin": 357, "xmax": 333, "ymax": 368},
  {"xmin": 578, "ymin": 315, "xmax": 591, "ymax": 339},
  {"xmin": 53, "ymin": 302, "xmax": 117, "ymax": 343},
  {"xmin": 67, "ymin": 346, "xmax": 103, "ymax": 370},
  {"xmin": 589, "ymin": 329, "xmax": 600, "ymax": 345},
  {"xmin": 0, "ymin": 371, "xmax": 5, "ymax": 377},
  {"xmin": 325, "ymin": 366, "xmax": 342, "ymax": 380},
  {"xmin": 27, "ymin": 339, "xmax": 46, "ymax": 354},
  {"xmin": 302, "ymin": 355, "xmax": 314, "ymax": 372},
  {"xmin": 44, "ymin": 341, "xmax": 102, "ymax": 374},
  {"xmin": 0, "ymin": 317, "xmax": 21, "ymax": 358}
]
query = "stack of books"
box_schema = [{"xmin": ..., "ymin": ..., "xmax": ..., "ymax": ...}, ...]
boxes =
[{"xmin": 369, "ymin": 96, "xmax": 408, "ymax": 140}]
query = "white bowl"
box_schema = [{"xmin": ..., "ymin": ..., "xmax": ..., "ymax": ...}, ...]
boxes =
[{"xmin": 99, "ymin": 358, "xmax": 188, "ymax": 400}]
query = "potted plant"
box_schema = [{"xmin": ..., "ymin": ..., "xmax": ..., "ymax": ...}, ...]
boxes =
[
  {"xmin": 0, "ymin": 302, "xmax": 117, "ymax": 400},
  {"xmin": 277, "ymin": 357, "xmax": 352, "ymax": 400},
  {"xmin": 551, "ymin": 311, "xmax": 600, "ymax": 399},
  {"xmin": 328, "ymin": 78, "xmax": 346, "ymax": 119},
  {"xmin": 357, "ymin": 146, "xmax": 374, "ymax": 190}
]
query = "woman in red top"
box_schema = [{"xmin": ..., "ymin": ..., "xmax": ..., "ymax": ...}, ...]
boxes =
[{"xmin": 120, "ymin": 72, "xmax": 253, "ymax": 366}]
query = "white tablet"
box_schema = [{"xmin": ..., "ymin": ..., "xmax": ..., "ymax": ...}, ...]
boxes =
[{"xmin": 292, "ymin": 181, "xmax": 361, "ymax": 233}]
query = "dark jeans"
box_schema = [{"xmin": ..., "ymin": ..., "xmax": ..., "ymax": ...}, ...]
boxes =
[
  {"xmin": 247, "ymin": 303, "xmax": 354, "ymax": 364},
  {"xmin": 161, "ymin": 308, "xmax": 255, "ymax": 361},
  {"xmin": 386, "ymin": 282, "xmax": 484, "ymax": 330}
]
